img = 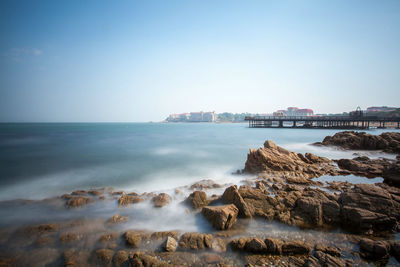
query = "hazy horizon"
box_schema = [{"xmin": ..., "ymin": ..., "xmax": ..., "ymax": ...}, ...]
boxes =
[{"xmin": 1, "ymin": 0, "xmax": 399, "ymax": 122}]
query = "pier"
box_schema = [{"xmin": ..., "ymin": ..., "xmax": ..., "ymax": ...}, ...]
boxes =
[{"xmin": 245, "ymin": 115, "xmax": 400, "ymax": 129}]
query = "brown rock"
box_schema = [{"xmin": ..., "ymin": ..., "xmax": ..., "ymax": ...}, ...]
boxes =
[
  {"xmin": 244, "ymin": 238, "xmax": 267, "ymax": 253},
  {"xmin": 112, "ymin": 250, "xmax": 129, "ymax": 266},
  {"xmin": 63, "ymin": 248, "xmax": 90, "ymax": 266},
  {"xmin": 152, "ymin": 193, "xmax": 171, "ymax": 208},
  {"xmin": 186, "ymin": 191, "xmax": 209, "ymax": 209},
  {"xmin": 150, "ymin": 231, "xmax": 179, "ymax": 241},
  {"xmin": 118, "ymin": 195, "xmax": 144, "ymax": 206},
  {"xmin": 178, "ymin": 232, "xmax": 212, "ymax": 250},
  {"xmin": 95, "ymin": 249, "xmax": 114, "ymax": 265},
  {"xmin": 125, "ymin": 231, "xmax": 142, "ymax": 248},
  {"xmin": 264, "ymin": 238, "xmax": 283, "ymax": 254},
  {"xmin": 202, "ymin": 253, "xmax": 222, "ymax": 264},
  {"xmin": 60, "ymin": 233, "xmax": 84, "ymax": 243},
  {"xmin": 281, "ymin": 241, "xmax": 312, "ymax": 255},
  {"xmin": 66, "ymin": 196, "xmax": 93, "ymax": 208},
  {"xmin": 314, "ymin": 243, "xmax": 341, "ymax": 257},
  {"xmin": 202, "ymin": 204, "xmax": 239, "ymax": 230},
  {"xmin": 360, "ymin": 238, "xmax": 390, "ymax": 260},
  {"xmin": 129, "ymin": 252, "xmax": 165, "ymax": 267},
  {"xmin": 109, "ymin": 214, "xmax": 129, "ymax": 224},
  {"xmin": 163, "ymin": 236, "xmax": 178, "ymax": 252},
  {"xmin": 221, "ymin": 185, "xmax": 253, "ymax": 218}
]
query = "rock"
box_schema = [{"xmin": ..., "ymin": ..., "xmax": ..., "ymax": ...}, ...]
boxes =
[
  {"xmin": 129, "ymin": 252, "xmax": 165, "ymax": 267},
  {"xmin": 63, "ymin": 248, "xmax": 90, "ymax": 266},
  {"xmin": 336, "ymin": 157, "xmax": 393, "ymax": 177},
  {"xmin": 109, "ymin": 214, "xmax": 129, "ymax": 224},
  {"xmin": 264, "ymin": 238, "xmax": 283, "ymax": 254},
  {"xmin": 190, "ymin": 179, "xmax": 221, "ymax": 190},
  {"xmin": 59, "ymin": 233, "xmax": 84, "ymax": 243},
  {"xmin": 125, "ymin": 231, "xmax": 142, "ymax": 248},
  {"xmin": 202, "ymin": 253, "xmax": 223, "ymax": 264},
  {"xmin": 113, "ymin": 250, "xmax": 129, "ymax": 267},
  {"xmin": 163, "ymin": 236, "xmax": 178, "ymax": 252},
  {"xmin": 178, "ymin": 233, "xmax": 212, "ymax": 250},
  {"xmin": 392, "ymin": 241, "xmax": 400, "ymax": 259},
  {"xmin": 152, "ymin": 193, "xmax": 171, "ymax": 207},
  {"xmin": 314, "ymin": 243, "xmax": 341, "ymax": 257},
  {"xmin": 211, "ymin": 237, "xmax": 227, "ymax": 252},
  {"xmin": 230, "ymin": 238, "xmax": 249, "ymax": 251},
  {"xmin": 305, "ymin": 251, "xmax": 346, "ymax": 267},
  {"xmin": 315, "ymin": 131, "xmax": 400, "ymax": 153},
  {"xmin": 150, "ymin": 231, "xmax": 179, "ymax": 241},
  {"xmin": 202, "ymin": 204, "xmax": 239, "ymax": 230},
  {"xmin": 243, "ymin": 140, "xmax": 337, "ymax": 178},
  {"xmin": 99, "ymin": 233, "xmax": 117, "ymax": 243},
  {"xmin": 186, "ymin": 191, "xmax": 209, "ymax": 209},
  {"xmin": 281, "ymin": 241, "xmax": 312, "ymax": 255},
  {"xmin": 118, "ymin": 195, "xmax": 144, "ymax": 206},
  {"xmin": 383, "ymin": 160, "xmax": 400, "ymax": 187},
  {"xmin": 360, "ymin": 238, "xmax": 390, "ymax": 260},
  {"xmin": 95, "ymin": 249, "xmax": 114, "ymax": 265},
  {"xmin": 221, "ymin": 185, "xmax": 253, "ymax": 218},
  {"xmin": 66, "ymin": 196, "xmax": 93, "ymax": 208},
  {"xmin": 244, "ymin": 238, "xmax": 267, "ymax": 253}
]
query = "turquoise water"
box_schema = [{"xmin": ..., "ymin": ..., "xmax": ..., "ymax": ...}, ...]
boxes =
[{"xmin": 0, "ymin": 123, "xmax": 398, "ymax": 200}]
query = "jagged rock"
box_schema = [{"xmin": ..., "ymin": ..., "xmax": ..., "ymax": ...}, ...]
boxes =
[
  {"xmin": 163, "ymin": 236, "xmax": 177, "ymax": 252},
  {"xmin": 336, "ymin": 156, "xmax": 393, "ymax": 177},
  {"xmin": 281, "ymin": 241, "xmax": 312, "ymax": 255},
  {"xmin": 151, "ymin": 193, "xmax": 171, "ymax": 207},
  {"xmin": 384, "ymin": 160, "xmax": 400, "ymax": 187},
  {"xmin": 315, "ymin": 131, "xmax": 400, "ymax": 153},
  {"xmin": 305, "ymin": 251, "xmax": 346, "ymax": 267},
  {"xmin": 118, "ymin": 195, "xmax": 144, "ymax": 206},
  {"xmin": 109, "ymin": 214, "xmax": 129, "ymax": 224},
  {"xmin": 221, "ymin": 185, "xmax": 253, "ymax": 218},
  {"xmin": 112, "ymin": 250, "xmax": 129, "ymax": 267},
  {"xmin": 186, "ymin": 191, "xmax": 208, "ymax": 209},
  {"xmin": 178, "ymin": 233, "xmax": 212, "ymax": 250},
  {"xmin": 150, "ymin": 231, "xmax": 179, "ymax": 241},
  {"xmin": 360, "ymin": 238, "xmax": 390, "ymax": 260},
  {"xmin": 244, "ymin": 140, "xmax": 337, "ymax": 178},
  {"xmin": 202, "ymin": 204, "xmax": 239, "ymax": 230}
]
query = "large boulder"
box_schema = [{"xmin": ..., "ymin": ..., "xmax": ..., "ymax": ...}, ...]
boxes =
[
  {"xmin": 118, "ymin": 194, "xmax": 144, "ymax": 206},
  {"xmin": 243, "ymin": 140, "xmax": 336, "ymax": 178},
  {"xmin": 360, "ymin": 238, "xmax": 391, "ymax": 260},
  {"xmin": 202, "ymin": 204, "xmax": 239, "ymax": 230},
  {"xmin": 163, "ymin": 236, "xmax": 178, "ymax": 252}
]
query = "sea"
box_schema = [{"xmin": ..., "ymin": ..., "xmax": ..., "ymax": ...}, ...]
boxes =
[{"xmin": 0, "ymin": 122, "xmax": 398, "ymax": 202}]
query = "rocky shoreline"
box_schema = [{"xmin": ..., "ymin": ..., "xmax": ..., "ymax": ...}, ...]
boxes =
[{"xmin": 0, "ymin": 131, "xmax": 400, "ymax": 266}]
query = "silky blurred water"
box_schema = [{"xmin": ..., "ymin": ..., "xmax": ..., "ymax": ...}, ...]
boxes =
[{"xmin": 0, "ymin": 123, "xmax": 398, "ymax": 201}]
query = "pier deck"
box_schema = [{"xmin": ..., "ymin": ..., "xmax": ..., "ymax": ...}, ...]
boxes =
[{"xmin": 245, "ymin": 116, "xmax": 400, "ymax": 129}]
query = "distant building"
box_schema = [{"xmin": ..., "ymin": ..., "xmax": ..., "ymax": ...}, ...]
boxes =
[{"xmin": 167, "ymin": 111, "xmax": 216, "ymax": 122}]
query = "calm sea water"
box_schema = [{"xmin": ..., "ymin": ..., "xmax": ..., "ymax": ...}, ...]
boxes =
[{"xmin": 0, "ymin": 123, "xmax": 398, "ymax": 201}]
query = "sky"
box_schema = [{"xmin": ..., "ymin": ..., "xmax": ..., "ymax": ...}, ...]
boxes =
[{"xmin": 0, "ymin": 0, "xmax": 399, "ymax": 122}]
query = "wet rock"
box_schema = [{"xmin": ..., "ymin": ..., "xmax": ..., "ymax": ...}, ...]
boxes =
[
  {"xmin": 384, "ymin": 160, "xmax": 400, "ymax": 187},
  {"xmin": 152, "ymin": 193, "xmax": 171, "ymax": 208},
  {"xmin": 59, "ymin": 232, "xmax": 84, "ymax": 243},
  {"xmin": 244, "ymin": 238, "xmax": 267, "ymax": 253},
  {"xmin": 125, "ymin": 231, "xmax": 142, "ymax": 248},
  {"xmin": 163, "ymin": 236, "xmax": 177, "ymax": 252},
  {"xmin": 186, "ymin": 191, "xmax": 209, "ymax": 209},
  {"xmin": 211, "ymin": 237, "xmax": 227, "ymax": 252},
  {"xmin": 315, "ymin": 131, "xmax": 400, "ymax": 153},
  {"xmin": 281, "ymin": 241, "xmax": 312, "ymax": 255},
  {"xmin": 63, "ymin": 249, "xmax": 90, "ymax": 266},
  {"xmin": 178, "ymin": 232, "xmax": 212, "ymax": 250},
  {"xmin": 314, "ymin": 243, "xmax": 341, "ymax": 257},
  {"xmin": 360, "ymin": 238, "xmax": 390, "ymax": 260},
  {"xmin": 118, "ymin": 194, "xmax": 144, "ymax": 206},
  {"xmin": 190, "ymin": 179, "xmax": 221, "ymax": 190},
  {"xmin": 243, "ymin": 140, "xmax": 337, "ymax": 178},
  {"xmin": 99, "ymin": 233, "xmax": 117, "ymax": 243},
  {"xmin": 25, "ymin": 224, "xmax": 59, "ymax": 235},
  {"xmin": 95, "ymin": 249, "xmax": 114, "ymax": 265},
  {"xmin": 66, "ymin": 196, "xmax": 93, "ymax": 208},
  {"xmin": 305, "ymin": 251, "xmax": 346, "ymax": 267},
  {"xmin": 150, "ymin": 231, "xmax": 179, "ymax": 241},
  {"xmin": 113, "ymin": 250, "xmax": 129, "ymax": 267},
  {"xmin": 392, "ymin": 241, "xmax": 400, "ymax": 260},
  {"xmin": 202, "ymin": 204, "xmax": 239, "ymax": 230},
  {"xmin": 264, "ymin": 238, "xmax": 283, "ymax": 254},
  {"xmin": 336, "ymin": 156, "xmax": 392, "ymax": 177},
  {"xmin": 88, "ymin": 190, "xmax": 102, "ymax": 196},
  {"xmin": 221, "ymin": 185, "xmax": 253, "ymax": 218},
  {"xmin": 109, "ymin": 214, "xmax": 129, "ymax": 224},
  {"xmin": 129, "ymin": 252, "xmax": 166, "ymax": 267},
  {"xmin": 230, "ymin": 237, "xmax": 249, "ymax": 251}
]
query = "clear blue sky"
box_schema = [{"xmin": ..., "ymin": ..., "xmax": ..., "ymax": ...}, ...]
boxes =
[{"xmin": 1, "ymin": 0, "xmax": 399, "ymax": 122}]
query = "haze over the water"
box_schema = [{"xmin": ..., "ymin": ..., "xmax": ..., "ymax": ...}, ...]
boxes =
[{"xmin": 0, "ymin": 0, "xmax": 399, "ymax": 122}]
